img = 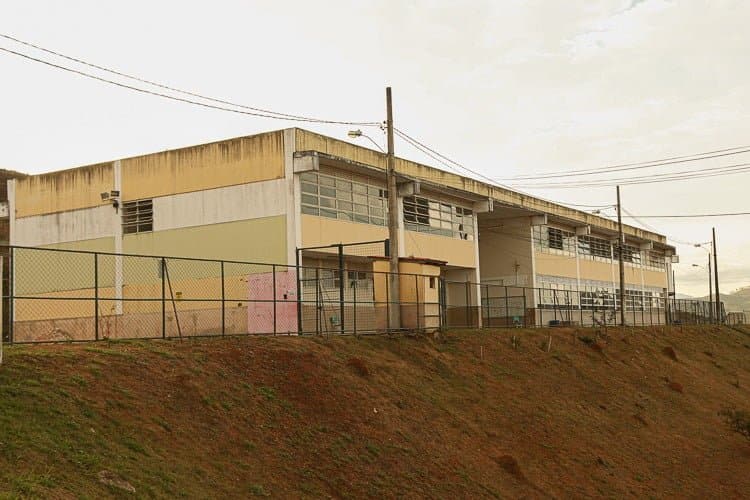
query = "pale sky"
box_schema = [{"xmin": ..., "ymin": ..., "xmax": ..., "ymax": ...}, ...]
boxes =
[{"xmin": 1, "ymin": 0, "xmax": 747, "ymax": 297}]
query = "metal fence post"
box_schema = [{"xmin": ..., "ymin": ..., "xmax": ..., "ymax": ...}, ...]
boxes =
[
  {"xmin": 221, "ymin": 261, "xmax": 226, "ymax": 337},
  {"xmin": 385, "ymin": 271, "xmax": 390, "ymax": 332},
  {"xmin": 338, "ymin": 244, "xmax": 345, "ymax": 335},
  {"xmin": 161, "ymin": 257, "xmax": 166, "ymax": 339},
  {"xmin": 296, "ymin": 249, "xmax": 303, "ymax": 335},
  {"xmin": 353, "ymin": 275, "xmax": 357, "ymax": 336},
  {"xmin": 504, "ymin": 286, "xmax": 509, "ymax": 328},
  {"xmin": 94, "ymin": 253, "xmax": 99, "ymax": 341},
  {"xmin": 272, "ymin": 264, "xmax": 277, "ymax": 336},
  {"xmin": 415, "ymin": 274, "xmax": 420, "ymax": 331},
  {"xmin": 464, "ymin": 280, "xmax": 470, "ymax": 327},
  {"xmin": 8, "ymin": 246, "xmax": 13, "ymax": 344}
]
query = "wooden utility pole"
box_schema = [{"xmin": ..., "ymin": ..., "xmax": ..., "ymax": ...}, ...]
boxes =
[
  {"xmin": 707, "ymin": 252, "xmax": 713, "ymax": 323},
  {"xmin": 617, "ymin": 186, "xmax": 626, "ymax": 326},
  {"xmin": 386, "ymin": 87, "xmax": 401, "ymax": 330},
  {"xmin": 712, "ymin": 227, "xmax": 721, "ymax": 323}
]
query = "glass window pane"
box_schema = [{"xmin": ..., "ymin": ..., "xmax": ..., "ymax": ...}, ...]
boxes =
[
  {"xmin": 319, "ymin": 176, "xmax": 335, "ymax": 187},
  {"xmin": 301, "ymin": 194, "xmax": 317, "ymax": 206},
  {"xmin": 320, "ymin": 187, "xmax": 336, "ymax": 198},
  {"xmin": 301, "ymin": 205, "xmax": 318, "ymax": 216},
  {"xmin": 320, "ymin": 197, "xmax": 335, "ymax": 208}
]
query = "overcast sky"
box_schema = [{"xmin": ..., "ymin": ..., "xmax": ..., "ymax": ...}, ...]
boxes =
[{"xmin": 1, "ymin": 0, "xmax": 747, "ymax": 298}]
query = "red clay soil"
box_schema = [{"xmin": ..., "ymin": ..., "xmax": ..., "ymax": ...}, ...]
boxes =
[{"xmin": 1, "ymin": 325, "xmax": 749, "ymax": 498}]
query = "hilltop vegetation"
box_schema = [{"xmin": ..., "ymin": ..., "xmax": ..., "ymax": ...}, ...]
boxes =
[{"xmin": 1, "ymin": 325, "xmax": 749, "ymax": 498}]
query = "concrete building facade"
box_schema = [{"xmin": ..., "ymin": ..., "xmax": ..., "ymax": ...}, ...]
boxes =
[{"xmin": 7, "ymin": 128, "xmax": 676, "ymax": 335}]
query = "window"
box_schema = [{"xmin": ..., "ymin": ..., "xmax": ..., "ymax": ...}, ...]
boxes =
[
  {"xmin": 403, "ymin": 195, "xmax": 474, "ymax": 240},
  {"xmin": 645, "ymin": 251, "xmax": 666, "ymax": 270},
  {"xmin": 533, "ymin": 225, "xmax": 575, "ymax": 254},
  {"xmin": 300, "ymin": 171, "xmax": 388, "ymax": 225},
  {"xmin": 429, "ymin": 276, "xmax": 436, "ymax": 289},
  {"xmin": 615, "ymin": 244, "xmax": 642, "ymax": 265},
  {"xmin": 122, "ymin": 199, "xmax": 153, "ymax": 234},
  {"xmin": 578, "ymin": 235, "xmax": 612, "ymax": 262}
]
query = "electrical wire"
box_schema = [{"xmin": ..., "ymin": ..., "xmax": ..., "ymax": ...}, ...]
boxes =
[
  {"xmin": 0, "ymin": 42, "xmax": 379, "ymax": 126},
  {"xmin": 499, "ymin": 145, "xmax": 750, "ymax": 181},
  {"xmin": 621, "ymin": 212, "xmax": 750, "ymax": 218},
  {"xmin": 394, "ymin": 127, "xmax": 622, "ymax": 214},
  {"xmin": 511, "ymin": 161, "xmax": 750, "ymax": 189}
]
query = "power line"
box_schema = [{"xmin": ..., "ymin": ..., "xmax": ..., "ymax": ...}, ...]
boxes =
[
  {"xmin": 621, "ymin": 212, "xmax": 750, "ymax": 218},
  {"xmin": 499, "ymin": 145, "xmax": 750, "ymax": 181},
  {"xmin": 394, "ymin": 128, "xmax": 620, "ymax": 212},
  {"xmin": 512, "ymin": 161, "xmax": 750, "ymax": 189},
  {"xmin": 394, "ymin": 129, "xmax": 463, "ymax": 174},
  {"xmin": 0, "ymin": 42, "xmax": 378, "ymax": 126}
]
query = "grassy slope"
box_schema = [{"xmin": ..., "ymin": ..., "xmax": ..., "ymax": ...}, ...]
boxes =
[{"xmin": 1, "ymin": 325, "xmax": 749, "ymax": 499}]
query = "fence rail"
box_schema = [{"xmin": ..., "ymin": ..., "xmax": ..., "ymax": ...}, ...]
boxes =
[{"xmin": 0, "ymin": 245, "xmax": 724, "ymax": 344}]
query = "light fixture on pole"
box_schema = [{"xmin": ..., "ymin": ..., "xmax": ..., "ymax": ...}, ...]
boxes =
[{"xmin": 347, "ymin": 129, "xmax": 385, "ymax": 153}]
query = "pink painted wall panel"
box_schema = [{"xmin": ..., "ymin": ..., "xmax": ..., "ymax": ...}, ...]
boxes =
[{"xmin": 246, "ymin": 270, "xmax": 298, "ymax": 334}]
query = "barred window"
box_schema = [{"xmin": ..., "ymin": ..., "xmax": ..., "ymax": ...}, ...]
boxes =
[
  {"xmin": 122, "ymin": 199, "xmax": 153, "ymax": 234},
  {"xmin": 403, "ymin": 195, "xmax": 474, "ymax": 240},
  {"xmin": 645, "ymin": 251, "xmax": 666, "ymax": 270},
  {"xmin": 578, "ymin": 235, "xmax": 612, "ymax": 262},
  {"xmin": 300, "ymin": 171, "xmax": 388, "ymax": 226},
  {"xmin": 533, "ymin": 225, "xmax": 575, "ymax": 254},
  {"xmin": 615, "ymin": 244, "xmax": 642, "ymax": 265}
]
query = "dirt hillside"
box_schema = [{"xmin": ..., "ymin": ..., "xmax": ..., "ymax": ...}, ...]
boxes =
[{"xmin": 1, "ymin": 325, "xmax": 749, "ymax": 498}]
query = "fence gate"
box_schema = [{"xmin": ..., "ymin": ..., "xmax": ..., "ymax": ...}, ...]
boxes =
[{"xmin": 295, "ymin": 240, "xmax": 389, "ymax": 335}]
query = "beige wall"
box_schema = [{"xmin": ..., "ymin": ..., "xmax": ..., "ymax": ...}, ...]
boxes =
[
  {"xmin": 122, "ymin": 131, "xmax": 285, "ymax": 201},
  {"xmin": 301, "ymin": 214, "xmax": 389, "ymax": 250},
  {"xmin": 478, "ymin": 222, "xmax": 532, "ymax": 285},
  {"xmin": 14, "ymin": 162, "xmax": 114, "ymax": 217},
  {"xmin": 578, "ymin": 259, "xmax": 615, "ymax": 283},
  {"xmin": 123, "ymin": 216, "xmax": 288, "ymax": 264},
  {"xmin": 534, "ymin": 252, "xmax": 578, "ymax": 280},
  {"xmin": 403, "ymin": 230, "xmax": 476, "ymax": 268},
  {"xmin": 642, "ymin": 268, "xmax": 668, "ymax": 289}
]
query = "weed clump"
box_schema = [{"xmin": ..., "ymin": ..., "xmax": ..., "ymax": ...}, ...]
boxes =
[
  {"xmin": 346, "ymin": 358, "xmax": 369, "ymax": 377},
  {"xmin": 718, "ymin": 408, "xmax": 750, "ymax": 441}
]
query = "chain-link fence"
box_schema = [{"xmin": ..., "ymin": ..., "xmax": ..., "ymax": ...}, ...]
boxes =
[
  {"xmin": 1, "ymin": 246, "xmax": 724, "ymax": 344},
  {"xmin": 2, "ymin": 245, "xmax": 440, "ymax": 343},
  {"xmin": 443, "ymin": 280, "xmax": 724, "ymax": 329}
]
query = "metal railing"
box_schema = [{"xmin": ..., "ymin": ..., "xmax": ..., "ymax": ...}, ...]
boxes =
[{"xmin": 0, "ymin": 245, "xmax": 724, "ymax": 344}]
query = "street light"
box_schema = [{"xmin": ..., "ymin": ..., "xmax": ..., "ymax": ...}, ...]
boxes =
[{"xmin": 347, "ymin": 129, "xmax": 385, "ymax": 153}]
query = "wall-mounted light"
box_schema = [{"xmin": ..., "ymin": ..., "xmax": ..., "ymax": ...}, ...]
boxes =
[{"xmin": 100, "ymin": 192, "xmax": 110, "ymax": 201}]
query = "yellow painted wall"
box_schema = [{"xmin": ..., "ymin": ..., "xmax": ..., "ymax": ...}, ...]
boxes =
[
  {"xmin": 642, "ymin": 268, "xmax": 668, "ymax": 288},
  {"xmin": 14, "ymin": 238, "xmax": 115, "ymax": 295},
  {"xmin": 579, "ymin": 259, "xmax": 615, "ymax": 283},
  {"xmin": 301, "ymin": 214, "xmax": 389, "ymax": 249},
  {"xmin": 403, "ymin": 231, "xmax": 475, "ymax": 268},
  {"xmin": 123, "ymin": 216, "xmax": 287, "ymax": 264},
  {"xmin": 15, "ymin": 163, "xmax": 114, "ymax": 217},
  {"xmin": 534, "ymin": 252, "xmax": 578, "ymax": 279},
  {"xmin": 122, "ymin": 131, "xmax": 285, "ymax": 201}
]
